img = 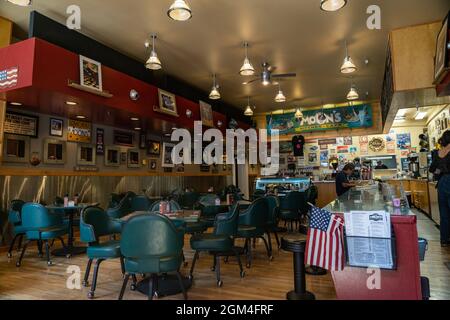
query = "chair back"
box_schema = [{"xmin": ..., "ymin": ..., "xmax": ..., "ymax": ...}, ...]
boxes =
[
  {"xmin": 109, "ymin": 193, "xmax": 124, "ymax": 209},
  {"xmin": 121, "ymin": 214, "xmax": 182, "ymax": 260},
  {"xmin": 265, "ymin": 196, "xmax": 280, "ymax": 225},
  {"xmin": 298, "ymin": 191, "xmax": 310, "ymax": 216},
  {"xmin": 239, "ymin": 197, "xmax": 268, "ymax": 231},
  {"xmin": 21, "ymin": 203, "xmax": 65, "ymax": 230},
  {"xmin": 198, "ymin": 194, "xmax": 219, "ymax": 207},
  {"xmin": 150, "ymin": 200, "xmax": 181, "ymax": 212},
  {"xmin": 130, "ymin": 195, "xmax": 152, "ymax": 212},
  {"xmin": 214, "ymin": 204, "xmax": 240, "ymax": 237},
  {"xmin": 80, "ymin": 206, "xmax": 122, "ymax": 243},
  {"xmin": 180, "ymin": 192, "xmax": 200, "ymax": 209},
  {"xmin": 107, "ymin": 191, "xmax": 135, "ymax": 219},
  {"xmin": 280, "ymin": 191, "xmax": 301, "ymax": 211},
  {"xmin": 308, "ymin": 185, "xmax": 319, "ymax": 206},
  {"xmin": 8, "ymin": 200, "xmax": 25, "ymax": 225}
]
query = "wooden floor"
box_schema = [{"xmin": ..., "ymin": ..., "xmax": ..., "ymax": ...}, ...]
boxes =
[{"xmin": 0, "ymin": 210, "xmax": 448, "ymax": 300}]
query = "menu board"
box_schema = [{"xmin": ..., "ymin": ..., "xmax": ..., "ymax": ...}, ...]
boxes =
[
  {"xmin": 68, "ymin": 119, "xmax": 92, "ymax": 143},
  {"xmin": 4, "ymin": 111, "xmax": 39, "ymax": 137}
]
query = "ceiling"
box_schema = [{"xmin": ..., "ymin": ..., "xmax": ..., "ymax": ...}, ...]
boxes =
[
  {"xmin": 1, "ymin": 0, "xmax": 449, "ymax": 114},
  {"xmin": 393, "ymin": 104, "xmax": 448, "ymax": 124}
]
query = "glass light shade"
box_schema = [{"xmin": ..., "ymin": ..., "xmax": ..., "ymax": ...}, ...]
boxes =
[
  {"xmin": 239, "ymin": 58, "xmax": 255, "ymax": 76},
  {"xmin": 168, "ymin": 0, "xmax": 192, "ymax": 21},
  {"xmin": 6, "ymin": 0, "xmax": 32, "ymax": 6},
  {"xmin": 347, "ymin": 87, "xmax": 359, "ymax": 101},
  {"xmin": 275, "ymin": 90, "xmax": 286, "ymax": 103},
  {"xmin": 340, "ymin": 56, "xmax": 357, "ymax": 74},
  {"xmin": 209, "ymin": 86, "xmax": 221, "ymax": 100},
  {"xmin": 295, "ymin": 109, "xmax": 304, "ymax": 119},
  {"xmin": 244, "ymin": 105, "xmax": 254, "ymax": 116},
  {"xmin": 320, "ymin": 0, "xmax": 347, "ymax": 12},
  {"xmin": 145, "ymin": 51, "xmax": 162, "ymax": 70}
]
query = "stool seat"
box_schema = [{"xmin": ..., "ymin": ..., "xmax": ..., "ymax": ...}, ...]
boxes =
[{"xmin": 281, "ymin": 237, "xmax": 306, "ymax": 253}]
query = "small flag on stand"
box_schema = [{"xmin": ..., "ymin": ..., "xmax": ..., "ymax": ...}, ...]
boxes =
[{"xmin": 305, "ymin": 206, "xmax": 345, "ymax": 271}]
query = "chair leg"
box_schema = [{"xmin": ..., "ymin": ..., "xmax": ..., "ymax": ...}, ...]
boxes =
[
  {"xmin": 118, "ymin": 274, "xmax": 130, "ymax": 300},
  {"xmin": 152, "ymin": 274, "xmax": 159, "ymax": 299},
  {"xmin": 7, "ymin": 234, "xmax": 20, "ymax": 258},
  {"xmin": 88, "ymin": 259, "xmax": 104, "ymax": 299},
  {"xmin": 148, "ymin": 274, "xmax": 154, "ymax": 300},
  {"xmin": 189, "ymin": 251, "xmax": 199, "ymax": 279},
  {"xmin": 260, "ymin": 236, "xmax": 273, "ymax": 260},
  {"xmin": 45, "ymin": 240, "xmax": 52, "ymax": 266},
  {"xmin": 233, "ymin": 247, "xmax": 245, "ymax": 278},
  {"xmin": 17, "ymin": 234, "xmax": 23, "ymax": 251},
  {"xmin": 211, "ymin": 254, "xmax": 217, "ymax": 271},
  {"xmin": 274, "ymin": 231, "xmax": 281, "ymax": 249},
  {"xmin": 215, "ymin": 255, "xmax": 223, "ymax": 287},
  {"xmin": 266, "ymin": 232, "xmax": 273, "ymax": 257},
  {"xmin": 37, "ymin": 240, "xmax": 43, "ymax": 258},
  {"xmin": 16, "ymin": 240, "xmax": 30, "ymax": 267},
  {"xmin": 120, "ymin": 257, "xmax": 125, "ymax": 275},
  {"xmin": 58, "ymin": 237, "xmax": 66, "ymax": 249},
  {"xmin": 245, "ymin": 238, "xmax": 252, "ymax": 268},
  {"xmin": 83, "ymin": 259, "xmax": 93, "ymax": 287},
  {"xmin": 130, "ymin": 274, "xmax": 138, "ymax": 291},
  {"xmin": 176, "ymin": 271, "xmax": 188, "ymax": 300}
]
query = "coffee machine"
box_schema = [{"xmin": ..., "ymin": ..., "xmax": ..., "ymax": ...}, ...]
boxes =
[{"xmin": 408, "ymin": 154, "xmax": 420, "ymax": 178}]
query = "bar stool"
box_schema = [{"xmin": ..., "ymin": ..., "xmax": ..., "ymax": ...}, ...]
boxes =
[{"xmin": 281, "ymin": 235, "xmax": 315, "ymax": 300}]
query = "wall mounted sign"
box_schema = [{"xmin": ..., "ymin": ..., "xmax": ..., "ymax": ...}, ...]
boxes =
[
  {"xmin": 369, "ymin": 137, "xmax": 386, "ymax": 152},
  {"xmin": 49, "ymin": 118, "xmax": 63, "ymax": 137},
  {"xmin": 200, "ymin": 100, "xmax": 214, "ymax": 127},
  {"xmin": 381, "ymin": 44, "xmax": 394, "ymax": 126},
  {"xmin": 74, "ymin": 166, "xmax": 99, "ymax": 172},
  {"xmin": 434, "ymin": 12, "xmax": 449, "ymax": 83},
  {"xmin": 96, "ymin": 128, "xmax": 105, "ymax": 155},
  {"xmin": 318, "ymin": 138, "xmax": 337, "ymax": 146},
  {"xmin": 68, "ymin": 119, "xmax": 92, "ymax": 143},
  {"xmin": 0, "ymin": 67, "xmax": 18, "ymax": 89},
  {"xmin": 79, "ymin": 55, "xmax": 103, "ymax": 92},
  {"xmin": 267, "ymin": 104, "xmax": 373, "ymax": 135},
  {"xmin": 162, "ymin": 143, "xmax": 175, "ymax": 168},
  {"xmin": 113, "ymin": 130, "xmax": 134, "ymax": 147},
  {"xmin": 4, "ymin": 111, "xmax": 39, "ymax": 138},
  {"xmin": 155, "ymin": 89, "xmax": 178, "ymax": 117},
  {"xmin": 396, "ymin": 133, "xmax": 411, "ymax": 150}
]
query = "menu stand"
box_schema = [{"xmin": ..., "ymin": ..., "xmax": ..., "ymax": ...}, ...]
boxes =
[{"xmin": 281, "ymin": 237, "xmax": 315, "ymax": 300}]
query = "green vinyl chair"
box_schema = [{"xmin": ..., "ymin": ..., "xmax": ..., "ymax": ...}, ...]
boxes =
[
  {"xmin": 237, "ymin": 197, "xmax": 271, "ymax": 268},
  {"xmin": 189, "ymin": 204, "xmax": 245, "ymax": 287},
  {"xmin": 118, "ymin": 214, "xmax": 187, "ymax": 300},
  {"xmin": 106, "ymin": 192, "xmax": 135, "ymax": 219},
  {"xmin": 279, "ymin": 191, "xmax": 302, "ymax": 232},
  {"xmin": 130, "ymin": 195, "xmax": 153, "ymax": 212},
  {"xmin": 264, "ymin": 196, "xmax": 281, "ymax": 252},
  {"xmin": 180, "ymin": 192, "xmax": 200, "ymax": 210},
  {"xmin": 7, "ymin": 200, "xmax": 26, "ymax": 258},
  {"xmin": 16, "ymin": 203, "xmax": 69, "ymax": 267},
  {"xmin": 80, "ymin": 206, "xmax": 132, "ymax": 299}
]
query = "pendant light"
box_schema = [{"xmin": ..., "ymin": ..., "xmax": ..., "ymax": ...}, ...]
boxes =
[
  {"xmin": 244, "ymin": 97, "xmax": 254, "ymax": 116},
  {"xmin": 168, "ymin": 0, "xmax": 192, "ymax": 21},
  {"xmin": 340, "ymin": 41, "xmax": 357, "ymax": 74},
  {"xmin": 347, "ymin": 84, "xmax": 359, "ymax": 101},
  {"xmin": 320, "ymin": 0, "xmax": 347, "ymax": 12},
  {"xmin": 295, "ymin": 108, "xmax": 304, "ymax": 120},
  {"xmin": 239, "ymin": 42, "xmax": 255, "ymax": 76},
  {"xmin": 6, "ymin": 0, "xmax": 32, "ymax": 6},
  {"xmin": 275, "ymin": 84, "xmax": 286, "ymax": 103},
  {"xmin": 145, "ymin": 34, "xmax": 162, "ymax": 70},
  {"xmin": 209, "ymin": 74, "xmax": 221, "ymax": 100}
]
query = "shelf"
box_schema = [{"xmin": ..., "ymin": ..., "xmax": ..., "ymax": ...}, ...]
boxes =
[{"xmin": 67, "ymin": 80, "xmax": 113, "ymax": 98}]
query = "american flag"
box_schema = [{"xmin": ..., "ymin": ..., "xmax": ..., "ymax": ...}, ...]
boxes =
[
  {"xmin": 305, "ymin": 206, "xmax": 345, "ymax": 271},
  {"xmin": 0, "ymin": 67, "xmax": 18, "ymax": 89}
]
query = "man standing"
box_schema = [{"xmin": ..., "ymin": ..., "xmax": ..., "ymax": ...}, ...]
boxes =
[{"xmin": 335, "ymin": 163, "xmax": 357, "ymax": 196}]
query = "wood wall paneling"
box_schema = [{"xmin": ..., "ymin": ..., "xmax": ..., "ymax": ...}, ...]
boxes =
[{"xmin": 0, "ymin": 17, "xmax": 12, "ymax": 48}]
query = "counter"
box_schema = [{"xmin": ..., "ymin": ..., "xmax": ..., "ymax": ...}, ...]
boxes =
[
  {"xmin": 312, "ymin": 181, "xmax": 337, "ymax": 208},
  {"xmin": 386, "ymin": 178, "xmax": 430, "ymax": 216},
  {"xmin": 428, "ymin": 182, "xmax": 440, "ymax": 226}
]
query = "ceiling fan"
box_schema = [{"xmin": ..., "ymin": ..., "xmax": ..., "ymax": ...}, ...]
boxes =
[{"xmin": 243, "ymin": 62, "xmax": 296, "ymax": 86}]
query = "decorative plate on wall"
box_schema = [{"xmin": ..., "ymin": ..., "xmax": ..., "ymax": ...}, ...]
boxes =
[{"xmin": 369, "ymin": 137, "xmax": 385, "ymax": 152}]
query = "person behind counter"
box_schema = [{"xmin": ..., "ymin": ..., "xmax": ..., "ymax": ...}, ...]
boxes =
[
  {"xmin": 335, "ymin": 163, "xmax": 357, "ymax": 197},
  {"xmin": 375, "ymin": 161, "xmax": 388, "ymax": 169},
  {"xmin": 430, "ymin": 130, "xmax": 450, "ymax": 247}
]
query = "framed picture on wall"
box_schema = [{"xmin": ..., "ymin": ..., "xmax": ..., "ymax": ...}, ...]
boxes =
[
  {"xmin": 43, "ymin": 139, "xmax": 66, "ymax": 165},
  {"xmin": 2, "ymin": 134, "xmax": 30, "ymax": 163},
  {"xmin": 434, "ymin": 12, "xmax": 449, "ymax": 83},
  {"xmin": 147, "ymin": 140, "xmax": 161, "ymax": 156},
  {"xmin": 4, "ymin": 111, "xmax": 39, "ymax": 138},
  {"xmin": 200, "ymin": 100, "xmax": 214, "ymax": 127},
  {"xmin": 162, "ymin": 143, "xmax": 175, "ymax": 168},
  {"xmin": 156, "ymin": 89, "xmax": 178, "ymax": 117},
  {"xmin": 127, "ymin": 149, "xmax": 141, "ymax": 168},
  {"xmin": 68, "ymin": 119, "xmax": 92, "ymax": 143},
  {"xmin": 96, "ymin": 128, "xmax": 105, "ymax": 155},
  {"xmin": 105, "ymin": 146, "xmax": 120, "ymax": 167},
  {"xmin": 76, "ymin": 144, "xmax": 96, "ymax": 166},
  {"xmin": 79, "ymin": 55, "xmax": 103, "ymax": 92},
  {"xmin": 149, "ymin": 159, "xmax": 158, "ymax": 171},
  {"xmin": 113, "ymin": 130, "xmax": 134, "ymax": 147},
  {"xmin": 49, "ymin": 118, "xmax": 63, "ymax": 137},
  {"xmin": 120, "ymin": 152, "xmax": 127, "ymax": 165}
]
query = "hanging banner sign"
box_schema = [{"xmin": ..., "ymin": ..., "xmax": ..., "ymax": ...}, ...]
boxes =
[{"xmin": 267, "ymin": 104, "xmax": 373, "ymax": 135}]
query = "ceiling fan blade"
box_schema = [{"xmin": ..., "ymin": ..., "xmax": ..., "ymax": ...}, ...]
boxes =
[
  {"xmin": 242, "ymin": 78, "xmax": 260, "ymax": 85},
  {"xmin": 272, "ymin": 73, "xmax": 297, "ymax": 78}
]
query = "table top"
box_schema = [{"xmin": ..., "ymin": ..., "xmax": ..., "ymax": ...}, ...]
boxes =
[
  {"xmin": 46, "ymin": 203, "xmax": 95, "ymax": 210},
  {"xmin": 322, "ymin": 185, "xmax": 414, "ymax": 216},
  {"xmin": 121, "ymin": 210, "xmax": 201, "ymax": 223}
]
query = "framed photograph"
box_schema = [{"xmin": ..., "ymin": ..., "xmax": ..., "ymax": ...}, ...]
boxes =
[
  {"xmin": 49, "ymin": 118, "xmax": 63, "ymax": 137},
  {"xmin": 162, "ymin": 142, "xmax": 175, "ymax": 168},
  {"xmin": 127, "ymin": 149, "xmax": 141, "ymax": 168},
  {"xmin": 68, "ymin": 119, "xmax": 92, "ymax": 143},
  {"xmin": 200, "ymin": 100, "xmax": 214, "ymax": 127},
  {"xmin": 147, "ymin": 140, "xmax": 161, "ymax": 156},
  {"xmin": 43, "ymin": 139, "xmax": 66, "ymax": 165},
  {"xmin": 157, "ymin": 89, "xmax": 178, "ymax": 117},
  {"xmin": 77, "ymin": 144, "xmax": 96, "ymax": 166},
  {"xmin": 79, "ymin": 55, "xmax": 102, "ymax": 92},
  {"xmin": 3, "ymin": 134, "xmax": 30, "ymax": 163},
  {"xmin": 120, "ymin": 152, "xmax": 127, "ymax": 165},
  {"xmin": 149, "ymin": 159, "xmax": 158, "ymax": 171},
  {"xmin": 4, "ymin": 111, "xmax": 39, "ymax": 138},
  {"xmin": 434, "ymin": 12, "xmax": 449, "ymax": 83},
  {"xmin": 105, "ymin": 146, "xmax": 120, "ymax": 167},
  {"xmin": 96, "ymin": 128, "xmax": 105, "ymax": 155},
  {"xmin": 113, "ymin": 130, "xmax": 134, "ymax": 147},
  {"xmin": 139, "ymin": 133, "xmax": 147, "ymax": 150}
]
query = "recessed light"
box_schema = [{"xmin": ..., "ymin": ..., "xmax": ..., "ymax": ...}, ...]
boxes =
[
  {"xmin": 415, "ymin": 112, "xmax": 427, "ymax": 120},
  {"xmin": 130, "ymin": 117, "xmax": 140, "ymax": 121},
  {"xmin": 9, "ymin": 102, "xmax": 22, "ymax": 106},
  {"xmin": 66, "ymin": 101, "xmax": 78, "ymax": 106},
  {"xmin": 76, "ymin": 115, "xmax": 86, "ymax": 119},
  {"xmin": 6, "ymin": 0, "xmax": 32, "ymax": 6},
  {"xmin": 134, "ymin": 127, "xmax": 142, "ymax": 131}
]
